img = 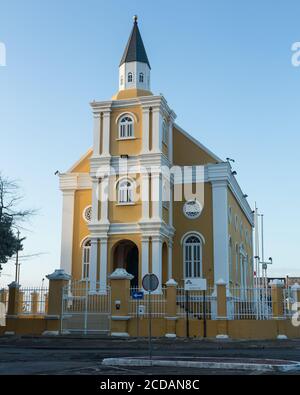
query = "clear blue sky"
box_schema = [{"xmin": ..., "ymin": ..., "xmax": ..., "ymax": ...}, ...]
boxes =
[{"xmin": 1, "ymin": 0, "xmax": 300, "ymax": 286}]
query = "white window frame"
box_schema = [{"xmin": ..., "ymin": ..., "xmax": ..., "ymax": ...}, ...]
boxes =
[
  {"xmin": 139, "ymin": 72, "xmax": 144, "ymax": 83},
  {"xmin": 128, "ymin": 72, "xmax": 133, "ymax": 83},
  {"xmin": 183, "ymin": 234, "xmax": 203, "ymax": 278},
  {"xmin": 117, "ymin": 178, "xmax": 135, "ymax": 205},
  {"xmin": 82, "ymin": 239, "xmax": 91, "ymax": 280},
  {"xmin": 119, "ymin": 115, "xmax": 134, "ymax": 139}
]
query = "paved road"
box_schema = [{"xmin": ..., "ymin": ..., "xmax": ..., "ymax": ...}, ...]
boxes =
[{"xmin": 0, "ymin": 336, "xmax": 300, "ymax": 375}]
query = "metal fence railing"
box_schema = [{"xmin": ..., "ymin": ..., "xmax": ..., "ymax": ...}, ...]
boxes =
[
  {"xmin": 129, "ymin": 287, "xmax": 167, "ymax": 318},
  {"xmin": 283, "ymin": 287, "xmax": 295, "ymax": 318},
  {"xmin": 17, "ymin": 287, "xmax": 48, "ymax": 316},
  {"xmin": 230, "ymin": 287, "xmax": 273, "ymax": 320},
  {"xmin": 176, "ymin": 287, "xmax": 214, "ymax": 319}
]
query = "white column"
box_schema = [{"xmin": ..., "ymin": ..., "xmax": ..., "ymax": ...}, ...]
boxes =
[
  {"xmin": 141, "ymin": 236, "xmax": 150, "ymax": 284},
  {"xmin": 152, "ymin": 235, "xmax": 162, "ymax": 292},
  {"xmin": 212, "ymin": 180, "xmax": 229, "ymax": 284},
  {"xmin": 60, "ymin": 190, "xmax": 75, "ymax": 275},
  {"xmin": 151, "ymin": 172, "xmax": 162, "ymax": 220},
  {"xmin": 152, "ymin": 107, "xmax": 162, "ymax": 153},
  {"xmin": 100, "ymin": 177, "xmax": 109, "ymax": 224},
  {"xmin": 102, "ymin": 111, "xmax": 111, "ymax": 157},
  {"xmin": 169, "ymin": 182, "xmax": 173, "ymax": 228},
  {"xmin": 168, "ymin": 120, "xmax": 173, "ymax": 164},
  {"xmin": 91, "ymin": 178, "xmax": 99, "ymax": 223},
  {"xmin": 168, "ymin": 240, "xmax": 173, "ymax": 280},
  {"xmin": 90, "ymin": 238, "xmax": 98, "ymax": 293},
  {"xmin": 142, "ymin": 107, "xmax": 150, "ymax": 153},
  {"xmin": 93, "ymin": 113, "xmax": 101, "ymax": 156},
  {"xmin": 141, "ymin": 172, "xmax": 150, "ymax": 220},
  {"xmin": 99, "ymin": 238, "xmax": 108, "ymax": 294}
]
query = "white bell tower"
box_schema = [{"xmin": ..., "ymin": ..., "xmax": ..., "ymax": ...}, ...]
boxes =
[{"xmin": 119, "ymin": 16, "xmax": 151, "ymax": 92}]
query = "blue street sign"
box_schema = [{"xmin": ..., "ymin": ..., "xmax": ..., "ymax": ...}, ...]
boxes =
[{"xmin": 132, "ymin": 291, "xmax": 144, "ymax": 300}]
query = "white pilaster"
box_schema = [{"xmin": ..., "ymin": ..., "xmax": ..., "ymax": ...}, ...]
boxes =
[
  {"xmin": 99, "ymin": 238, "xmax": 108, "ymax": 293},
  {"xmin": 100, "ymin": 177, "xmax": 109, "ymax": 224},
  {"xmin": 142, "ymin": 107, "xmax": 150, "ymax": 153},
  {"xmin": 141, "ymin": 236, "xmax": 150, "ymax": 284},
  {"xmin": 60, "ymin": 190, "xmax": 75, "ymax": 275},
  {"xmin": 90, "ymin": 238, "xmax": 98, "ymax": 293},
  {"xmin": 168, "ymin": 120, "xmax": 173, "ymax": 164},
  {"xmin": 152, "ymin": 107, "xmax": 162, "ymax": 153},
  {"xmin": 169, "ymin": 183, "xmax": 173, "ymax": 228},
  {"xmin": 151, "ymin": 236, "xmax": 162, "ymax": 292},
  {"xmin": 92, "ymin": 113, "xmax": 101, "ymax": 157},
  {"xmin": 212, "ymin": 180, "xmax": 229, "ymax": 284},
  {"xmin": 91, "ymin": 178, "xmax": 99, "ymax": 223},
  {"xmin": 151, "ymin": 172, "xmax": 162, "ymax": 220},
  {"xmin": 168, "ymin": 240, "xmax": 173, "ymax": 280},
  {"xmin": 102, "ymin": 111, "xmax": 111, "ymax": 157},
  {"xmin": 141, "ymin": 172, "xmax": 150, "ymax": 220}
]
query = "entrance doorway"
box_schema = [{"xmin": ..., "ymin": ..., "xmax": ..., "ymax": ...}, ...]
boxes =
[{"xmin": 113, "ymin": 240, "xmax": 139, "ymax": 288}]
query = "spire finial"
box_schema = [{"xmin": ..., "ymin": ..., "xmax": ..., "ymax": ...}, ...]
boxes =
[{"xmin": 133, "ymin": 15, "xmax": 138, "ymax": 24}]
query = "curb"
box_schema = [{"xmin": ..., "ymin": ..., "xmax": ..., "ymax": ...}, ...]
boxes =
[{"xmin": 102, "ymin": 357, "xmax": 300, "ymax": 373}]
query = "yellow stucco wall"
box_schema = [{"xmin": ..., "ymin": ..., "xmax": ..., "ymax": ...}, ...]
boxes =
[
  {"xmin": 110, "ymin": 106, "xmax": 143, "ymax": 157},
  {"xmin": 72, "ymin": 189, "xmax": 92, "ymax": 280},
  {"xmin": 173, "ymin": 127, "xmax": 217, "ymax": 166},
  {"xmin": 173, "ymin": 183, "xmax": 214, "ymax": 287},
  {"xmin": 228, "ymin": 190, "xmax": 253, "ymax": 287}
]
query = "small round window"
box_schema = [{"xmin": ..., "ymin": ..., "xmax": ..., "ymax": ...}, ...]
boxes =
[
  {"xmin": 83, "ymin": 206, "xmax": 92, "ymax": 223},
  {"xmin": 183, "ymin": 200, "xmax": 203, "ymax": 219}
]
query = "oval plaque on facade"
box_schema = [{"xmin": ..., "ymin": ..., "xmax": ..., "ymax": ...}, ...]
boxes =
[{"xmin": 183, "ymin": 200, "xmax": 203, "ymax": 219}]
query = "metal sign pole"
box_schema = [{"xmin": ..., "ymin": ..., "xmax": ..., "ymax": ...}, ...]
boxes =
[
  {"xmin": 186, "ymin": 289, "xmax": 189, "ymax": 338},
  {"xmin": 148, "ymin": 290, "xmax": 152, "ymax": 361}
]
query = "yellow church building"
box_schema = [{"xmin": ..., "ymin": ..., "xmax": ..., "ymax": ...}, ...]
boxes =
[{"xmin": 58, "ymin": 16, "xmax": 254, "ymax": 295}]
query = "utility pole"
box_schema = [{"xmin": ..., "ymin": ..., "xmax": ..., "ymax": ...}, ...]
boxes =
[{"xmin": 14, "ymin": 230, "xmax": 20, "ymax": 283}]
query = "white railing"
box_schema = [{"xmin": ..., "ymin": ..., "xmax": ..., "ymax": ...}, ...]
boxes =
[
  {"xmin": 176, "ymin": 287, "xmax": 214, "ymax": 319},
  {"xmin": 61, "ymin": 280, "xmax": 111, "ymax": 334},
  {"xmin": 17, "ymin": 287, "xmax": 48, "ymax": 315},
  {"xmin": 230, "ymin": 287, "xmax": 273, "ymax": 320},
  {"xmin": 129, "ymin": 288, "xmax": 167, "ymax": 318}
]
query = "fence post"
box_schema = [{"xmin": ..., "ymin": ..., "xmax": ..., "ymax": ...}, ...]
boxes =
[
  {"xmin": 0, "ymin": 289, "xmax": 8, "ymax": 305},
  {"xmin": 44, "ymin": 293, "xmax": 49, "ymax": 314},
  {"xmin": 270, "ymin": 279, "xmax": 287, "ymax": 340},
  {"xmin": 109, "ymin": 268, "xmax": 133, "ymax": 337},
  {"xmin": 31, "ymin": 292, "xmax": 39, "ymax": 315},
  {"xmin": 216, "ymin": 279, "xmax": 229, "ymax": 339},
  {"xmin": 270, "ymin": 279, "xmax": 284, "ymax": 319},
  {"xmin": 165, "ymin": 279, "xmax": 178, "ymax": 338},
  {"xmin": 4, "ymin": 282, "xmax": 21, "ymax": 335},
  {"xmin": 43, "ymin": 269, "xmax": 71, "ymax": 336}
]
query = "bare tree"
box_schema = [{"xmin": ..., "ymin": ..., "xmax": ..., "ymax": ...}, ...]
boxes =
[{"xmin": 0, "ymin": 174, "xmax": 35, "ymax": 271}]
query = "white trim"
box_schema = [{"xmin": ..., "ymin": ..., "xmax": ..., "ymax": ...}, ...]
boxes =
[
  {"xmin": 115, "ymin": 111, "xmax": 138, "ymax": 125},
  {"xmin": 60, "ymin": 190, "xmax": 75, "ymax": 276},
  {"xmin": 180, "ymin": 231, "xmax": 206, "ymax": 246},
  {"xmin": 182, "ymin": 233, "xmax": 203, "ymax": 278}
]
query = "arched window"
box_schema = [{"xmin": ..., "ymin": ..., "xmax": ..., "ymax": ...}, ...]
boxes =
[
  {"xmin": 184, "ymin": 234, "xmax": 202, "ymax": 278},
  {"xmin": 162, "ymin": 119, "xmax": 168, "ymax": 145},
  {"xmin": 128, "ymin": 72, "xmax": 133, "ymax": 83},
  {"xmin": 82, "ymin": 239, "xmax": 91, "ymax": 279},
  {"xmin": 118, "ymin": 179, "xmax": 134, "ymax": 204},
  {"xmin": 139, "ymin": 72, "xmax": 144, "ymax": 83},
  {"xmin": 119, "ymin": 115, "xmax": 134, "ymax": 138}
]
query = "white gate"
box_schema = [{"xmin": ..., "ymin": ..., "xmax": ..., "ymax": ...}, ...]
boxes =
[{"xmin": 60, "ymin": 280, "xmax": 111, "ymax": 334}]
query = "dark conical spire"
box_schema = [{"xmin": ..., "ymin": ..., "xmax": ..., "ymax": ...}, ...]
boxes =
[{"xmin": 119, "ymin": 16, "xmax": 151, "ymax": 69}]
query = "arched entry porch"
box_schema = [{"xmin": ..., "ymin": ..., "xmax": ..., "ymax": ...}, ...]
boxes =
[{"xmin": 113, "ymin": 240, "xmax": 139, "ymax": 288}]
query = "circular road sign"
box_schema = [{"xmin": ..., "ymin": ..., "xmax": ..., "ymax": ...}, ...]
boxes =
[{"xmin": 142, "ymin": 274, "xmax": 159, "ymax": 292}]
